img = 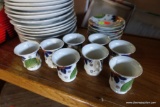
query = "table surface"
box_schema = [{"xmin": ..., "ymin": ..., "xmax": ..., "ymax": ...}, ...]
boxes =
[{"xmin": 0, "ymin": 28, "xmax": 160, "ymax": 107}]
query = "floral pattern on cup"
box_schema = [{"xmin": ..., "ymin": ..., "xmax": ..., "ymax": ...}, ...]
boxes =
[
  {"xmin": 52, "ymin": 48, "xmax": 80, "ymax": 82},
  {"xmin": 40, "ymin": 38, "xmax": 64, "ymax": 68},
  {"xmin": 57, "ymin": 64, "xmax": 77, "ymax": 82},
  {"xmin": 109, "ymin": 71, "xmax": 134, "ymax": 94},
  {"xmin": 108, "ymin": 56, "xmax": 143, "ymax": 94},
  {"xmin": 21, "ymin": 52, "xmax": 41, "ymax": 71},
  {"xmin": 44, "ymin": 51, "xmax": 56, "ymax": 68},
  {"xmin": 14, "ymin": 41, "xmax": 41, "ymax": 71},
  {"xmin": 84, "ymin": 58, "xmax": 103, "ymax": 76}
]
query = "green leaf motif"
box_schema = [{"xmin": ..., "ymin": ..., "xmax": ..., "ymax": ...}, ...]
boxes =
[
  {"xmin": 94, "ymin": 14, "xmax": 105, "ymax": 18},
  {"xmin": 121, "ymin": 79, "xmax": 134, "ymax": 92},
  {"xmin": 70, "ymin": 67, "xmax": 77, "ymax": 79},
  {"xmin": 24, "ymin": 58, "xmax": 40, "ymax": 68}
]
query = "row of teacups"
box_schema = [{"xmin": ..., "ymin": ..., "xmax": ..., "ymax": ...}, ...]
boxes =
[{"xmin": 14, "ymin": 33, "xmax": 143, "ymax": 94}]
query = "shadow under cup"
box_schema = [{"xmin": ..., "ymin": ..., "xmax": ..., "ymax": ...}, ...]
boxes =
[
  {"xmin": 109, "ymin": 56, "xmax": 143, "ymax": 94},
  {"xmin": 52, "ymin": 48, "xmax": 80, "ymax": 82}
]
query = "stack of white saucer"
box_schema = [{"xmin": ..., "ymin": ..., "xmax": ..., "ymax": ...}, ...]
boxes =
[
  {"xmin": 88, "ymin": 14, "xmax": 125, "ymax": 40},
  {"xmin": 4, "ymin": 0, "xmax": 77, "ymax": 42}
]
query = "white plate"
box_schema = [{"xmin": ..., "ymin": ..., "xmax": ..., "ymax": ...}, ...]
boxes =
[
  {"xmin": 15, "ymin": 22, "xmax": 77, "ymax": 37},
  {"xmin": 4, "ymin": 3, "xmax": 73, "ymax": 15},
  {"xmin": 88, "ymin": 24, "xmax": 125, "ymax": 32},
  {"xmin": 10, "ymin": 13, "xmax": 75, "ymax": 29},
  {"xmin": 5, "ymin": 0, "xmax": 73, "ymax": 11},
  {"xmin": 19, "ymin": 26, "xmax": 77, "ymax": 39},
  {"xmin": 6, "ymin": 0, "xmax": 63, "ymax": 3},
  {"xmin": 16, "ymin": 23, "xmax": 77, "ymax": 37},
  {"xmin": 8, "ymin": 9, "xmax": 75, "ymax": 25},
  {"xmin": 5, "ymin": 6, "xmax": 72, "ymax": 20},
  {"xmin": 18, "ymin": 26, "xmax": 77, "ymax": 43},
  {"xmin": 16, "ymin": 19, "xmax": 76, "ymax": 34},
  {"xmin": 18, "ymin": 18, "xmax": 76, "ymax": 32},
  {"xmin": 88, "ymin": 26, "xmax": 124, "ymax": 34},
  {"xmin": 5, "ymin": 0, "xmax": 70, "ymax": 7}
]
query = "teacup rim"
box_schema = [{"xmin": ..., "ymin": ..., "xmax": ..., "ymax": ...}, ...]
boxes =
[
  {"xmin": 40, "ymin": 38, "xmax": 64, "ymax": 51},
  {"xmin": 52, "ymin": 48, "xmax": 80, "ymax": 67},
  {"xmin": 109, "ymin": 56, "xmax": 143, "ymax": 78},
  {"xmin": 109, "ymin": 40, "xmax": 136, "ymax": 55},
  {"xmin": 88, "ymin": 33, "xmax": 111, "ymax": 45},
  {"xmin": 14, "ymin": 40, "xmax": 40, "ymax": 56},
  {"xmin": 62, "ymin": 33, "xmax": 85, "ymax": 45},
  {"xmin": 82, "ymin": 43, "xmax": 109, "ymax": 60}
]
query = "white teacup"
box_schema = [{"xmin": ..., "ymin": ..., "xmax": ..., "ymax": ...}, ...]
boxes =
[
  {"xmin": 40, "ymin": 38, "xmax": 64, "ymax": 68},
  {"xmin": 109, "ymin": 56, "xmax": 143, "ymax": 94},
  {"xmin": 14, "ymin": 41, "xmax": 41, "ymax": 71},
  {"xmin": 82, "ymin": 43, "xmax": 109, "ymax": 76},
  {"xmin": 109, "ymin": 40, "xmax": 136, "ymax": 57},
  {"xmin": 88, "ymin": 33, "xmax": 110, "ymax": 45},
  {"xmin": 52, "ymin": 48, "xmax": 80, "ymax": 82},
  {"xmin": 62, "ymin": 33, "xmax": 85, "ymax": 52}
]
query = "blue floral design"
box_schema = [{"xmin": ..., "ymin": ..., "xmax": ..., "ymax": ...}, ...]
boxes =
[
  {"xmin": 44, "ymin": 51, "xmax": 52, "ymax": 57},
  {"xmin": 84, "ymin": 58, "xmax": 92, "ymax": 64},
  {"xmin": 111, "ymin": 72, "xmax": 127, "ymax": 83},
  {"xmin": 21, "ymin": 56, "xmax": 25, "ymax": 61},
  {"xmin": 57, "ymin": 66, "xmax": 72, "ymax": 74}
]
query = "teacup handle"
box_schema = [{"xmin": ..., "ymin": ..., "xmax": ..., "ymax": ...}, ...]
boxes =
[{"xmin": 94, "ymin": 60, "xmax": 102, "ymax": 72}]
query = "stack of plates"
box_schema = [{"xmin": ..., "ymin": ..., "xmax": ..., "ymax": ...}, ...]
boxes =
[
  {"xmin": 4, "ymin": 0, "xmax": 77, "ymax": 42},
  {"xmin": 88, "ymin": 14, "xmax": 125, "ymax": 40}
]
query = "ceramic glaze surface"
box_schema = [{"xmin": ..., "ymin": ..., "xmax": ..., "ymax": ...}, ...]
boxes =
[
  {"xmin": 52, "ymin": 48, "xmax": 80, "ymax": 82},
  {"xmin": 88, "ymin": 33, "xmax": 110, "ymax": 45},
  {"xmin": 82, "ymin": 43, "xmax": 109, "ymax": 76},
  {"xmin": 63, "ymin": 33, "xmax": 85, "ymax": 54},
  {"xmin": 109, "ymin": 40, "xmax": 136, "ymax": 58},
  {"xmin": 84, "ymin": 58, "xmax": 103, "ymax": 76},
  {"xmin": 109, "ymin": 56, "xmax": 143, "ymax": 94},
  {"xmin": 14, "ymin": 41, "xmax": 41, "ymax": 71},
  {"xmin": 40, "ymin": 38, "xmax": 64, "ymax": 68},
  {"xmin": 57, "ymin": 64, "xmax": 77, "ymax": 82}
]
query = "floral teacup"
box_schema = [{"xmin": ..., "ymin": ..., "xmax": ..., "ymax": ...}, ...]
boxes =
[
  {"xmin": 14, "ymin": 41, "xmax": 41, "ymax": 71},
  {"xmin": 82, "ymin": 43, "xmax": 109, "ymax": 76},
  {"xmin": 52, "ymin": 48, "xmax": 80, "ymax": 82},
  {"xmin": 109, "ymin": 56, "xmax": 143, "ymax": 94},
  {"xmin": 40, "ymin": 38, "xmax": 64, "ymax": 68}
]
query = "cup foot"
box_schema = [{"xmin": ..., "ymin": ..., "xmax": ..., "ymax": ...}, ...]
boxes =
[
  {"xmin": 84, "ymin": 66, "xmax": 100, "ymax": 76},
  {"xmin": 27, "ymin": 64, "xmax": 41, "ymax": 71},
  {"xmin": 45, "ymin": 59, "xmax": 57, "ymax": 68},
  {"xmin": 59, "ymin": 76, "xmax": 76, "ymax": 82}
]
